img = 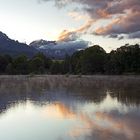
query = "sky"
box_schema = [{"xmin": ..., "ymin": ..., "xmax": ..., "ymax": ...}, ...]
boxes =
[{"xmin": 0, "ymin": 0, "xmax": 140, "ymax": 52}]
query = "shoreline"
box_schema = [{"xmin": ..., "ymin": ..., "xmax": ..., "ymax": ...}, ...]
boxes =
[
  {"xmin": 0, "ymin": 75, "xmax": 140, "ymax": 88},
  {"xmin": 0, "ymin": 74, "xmax": 140, "ymax": 78},
  {"xmin": 0, "ymin": 75, "xmax": 140, "ymax": 97}
]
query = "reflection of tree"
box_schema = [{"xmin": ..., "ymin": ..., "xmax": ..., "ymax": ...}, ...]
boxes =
[
  {"xmin": 0, "ymin": 76, "xmax": 107, "ymax": 114},
  {"xmin": 109, "ymin": 87, "xmax": 140, "ymax": 106},
  {"xmin": 0, "ymin": 76, "xmax": 140, "ymax": 114},
  {"xmin": 0, "ymin": 92, "xmax": 26, "ymax": 115},
  {"xmin": 104, "ymin": 76, "xmax": 140, "ymax": 106},
  {"xmin": 66, "ymin": 87, "xmax": 107, "ymax": 104}
]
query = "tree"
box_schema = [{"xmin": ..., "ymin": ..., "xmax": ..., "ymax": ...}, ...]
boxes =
[
  {"xmin": 34, "ymin": 53, "xmax": 52, "ymax": 70},
  {"xmin": 71, "ymin": 50, "xmax": 83, "ymax": 74},
  {"xmin": 105, "ymin": 44, "xmax": 140, "ymax": 74},
  {"xmin": 50, "ymin": 61, "xmax": 62, "ymax": 74},
  {"xmin": 0, "ymin": 44, "xmax": 139, "ymax": 75},
  {"xmin": 0, "ymin": 55, "xmax": 12, "ymax": 74},
  {"xmin": 62, "ymin": 55, "xmax": 72, "ymax": 74},
  {"xmin": 105, "ymin": 50, "xmax": 123, "ymax": 74},
  {"xmin": 5, "ymin": 63, "xmax": 14, "ymax": 75},
  {"xmin": 80, "ymin": 45, "xmax": 107, "ymax": 74},
  {"xmin": 29, "ymin": 57, "xmax": 45, "ymax": 74},
  {"xmin": 13, "ymin": 55, "xmax": 29, "ymax": 74}
]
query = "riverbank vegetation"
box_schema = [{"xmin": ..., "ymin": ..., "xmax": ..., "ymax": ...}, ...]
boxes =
[{"xmin": 0, "ymin": 44, "xmax": 140, "ymax": 75}]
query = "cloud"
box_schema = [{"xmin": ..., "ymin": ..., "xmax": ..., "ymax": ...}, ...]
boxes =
[
  {"xmin": 58, "ymin": 30, "xmax": 79, "ymax": 42},
  {"xmin": 54, "ymin": 40, "xmax": 89, "ymax": 50},
  {"xmin": 94, "ymin": 11, "xmax": 140, "ymax": 38},
  {"xmin": 128, "ymin": 31, "xmax": 140, "ymax": 39},
  {"xmin": 41, "ymin": 0, "xmax": 140, "ymax": 39},
  {"xmin": 68, "ymin": 11, "xmax": 89, "ymax": 21},
  {"xmin": 38, "ymin": 40, "xmax": 89, "ymax": 58},
  {"xmin": 58, "ymin": 20, "xmax": 94, "ymax": 42}
]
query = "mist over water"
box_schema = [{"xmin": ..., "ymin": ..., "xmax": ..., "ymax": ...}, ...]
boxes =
[{"xmin": 0, "ymin": 76, "xmax": 140, "ymax": 140}]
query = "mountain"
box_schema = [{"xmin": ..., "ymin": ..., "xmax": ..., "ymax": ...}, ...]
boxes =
[
  {"xmin": 0, "ymin": 31, "xmax": 89, "ymax": 59},
  {"xmin": 0, "ymin": 31, "xmax": 38, "ymax": 57},
  {"xmin": 30, "ymin": 39, "xmax": 57, "ymax": 48},
  {"xmin": 29, "ymin": 39, "xmax": 88, "ymax": 59}
]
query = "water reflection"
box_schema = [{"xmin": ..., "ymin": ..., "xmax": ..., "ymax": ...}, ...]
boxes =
[{"xmin": 0, "ymin": 76, "xmax": 140, "ymax": 140}]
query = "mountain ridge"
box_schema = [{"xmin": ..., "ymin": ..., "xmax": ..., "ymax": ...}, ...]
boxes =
[
  {"xmin": 0, "ymin": 31, "xmax": 89, "ymax": 59},
  {"xmin": 0, "ymin": 31, "xmax": 38, "ymax": 57},
  {"xmin": 29, "ymin": 39, "xmax": 89, "ymax": 59}
]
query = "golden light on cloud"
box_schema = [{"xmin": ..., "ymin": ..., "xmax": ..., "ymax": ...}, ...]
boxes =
[
  {"xmin": 95, "ymin": 17, "xmax": 122, "ymax": 35},
  {"xmin": 57, "ymin": 20, "xmax": 94, "ymax": 42},
  {"xmin": 57, "ymin": 30, "xmax": 74, "ymax": 42},
  {"xmin": 97, "ymin": 9, "xmax": 110, "ymax": 19},
  {"xmin": 68, "ymin": 11, "xmax": 89, "ymax": 21}
]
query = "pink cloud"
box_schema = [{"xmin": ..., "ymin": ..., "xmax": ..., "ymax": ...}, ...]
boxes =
[{"xmin": 41, "ymin": 0, "xmax": 140, "ymax": 39}]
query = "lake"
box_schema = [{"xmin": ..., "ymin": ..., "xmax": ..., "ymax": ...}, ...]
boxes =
[{"xmin": 0, "ymin": 75, "xmax": 140, "ymax": 140}]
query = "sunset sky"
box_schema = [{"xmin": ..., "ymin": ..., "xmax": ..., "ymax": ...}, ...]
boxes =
[{"xmin": 0, "ymin": 0, "xmax": 140, "ymax": 52}]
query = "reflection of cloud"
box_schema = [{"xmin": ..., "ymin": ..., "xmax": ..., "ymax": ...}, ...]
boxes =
[
  {"xmin": 69, "ymin": 111, "xmax": 138, "ymax": 140},
  {"xmin": 41, "ymin": 98, "xmax": 140, "ymax": 140},
  {"xmin": 42, "ymin": 102, "xmax": 75, "ymax": 119},
  {"xmin": 95, "ymin": 112, "xmax": 134, "ymax": 138}
]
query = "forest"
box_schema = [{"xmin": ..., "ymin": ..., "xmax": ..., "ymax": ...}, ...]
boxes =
[{"xmin": 0, "ymin": 44, "xmax": 140, "ymax": 75}]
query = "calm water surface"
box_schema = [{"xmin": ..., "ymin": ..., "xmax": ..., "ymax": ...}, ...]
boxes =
[{"xmin": 0, "ymin": 76, "xmax": 140, "ymax": 140}]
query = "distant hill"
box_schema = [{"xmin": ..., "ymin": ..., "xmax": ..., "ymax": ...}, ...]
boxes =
[
  {"xmin": 0, "ymin": 31, "xmax": 38, "ymax": 57},
  {"xmin": 29, "ymin": 39, "xmax": 88, "ymax": 59}
]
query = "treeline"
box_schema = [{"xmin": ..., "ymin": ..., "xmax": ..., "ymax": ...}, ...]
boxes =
[{"xmin": 0, "ymin": 44, "xmax": 140, "ymax": 75}]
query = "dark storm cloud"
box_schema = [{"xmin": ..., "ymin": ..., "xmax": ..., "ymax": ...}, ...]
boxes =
[{"xmin": 41, "ymin": 0, "xmax": 140, "ymax": 39}]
